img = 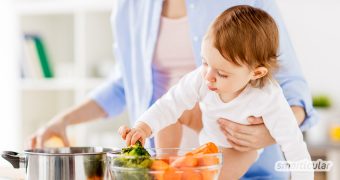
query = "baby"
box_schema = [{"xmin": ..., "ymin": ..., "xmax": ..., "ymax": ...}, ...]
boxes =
[{"xmin": 119, "ymin": 5, "xmax": 313, "ymax": 179}]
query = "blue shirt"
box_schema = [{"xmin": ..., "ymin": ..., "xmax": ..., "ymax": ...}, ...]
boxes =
[{"xmin": 89, "ymin": 0, "xmax": 319, "ymax": 179}]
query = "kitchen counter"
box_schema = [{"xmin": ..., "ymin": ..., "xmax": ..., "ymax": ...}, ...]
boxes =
[{"xmin": 0, "ymin": 167, "xmax": 25, "ymax": 180}]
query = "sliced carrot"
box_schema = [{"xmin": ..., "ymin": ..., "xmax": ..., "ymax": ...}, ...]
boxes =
[
  {"xmin": 152, "ymin": 171, "xmax": 165, "ymax": 180},
  {"xmin": 197, "ymin": 156, "xmax": 219, "ymax": 166},
  {"xmin": 151, "ymin": 160, "xmax": 170, "ymax": 171},
  {"xmin": 151, "ymin": 160, "xmax": 169, "ymax": 180},
  {"xmin": 155, "ymin": 155, "xmax": 171, "ymax": 164},
  {"xmin": 186, "ymin": 142, "xmax": 218, "ymax": 156},
  {"xmin": 201, "ymin": 169, "xmax": 218, "ymax": 180},
  {"xmin": 170, "ymin": 155, "xmax": 198, "ymax": 168},
  {"xmin": 157, "ymin": 157, "xmax": 170, "ymax": 164},
  {"xmin": 163, "ymin": 168, "xmax": 181, "ymax": 180},
  {"xmin": 182, "ymin": 170, "xmax": 202, "ymax": 180}
]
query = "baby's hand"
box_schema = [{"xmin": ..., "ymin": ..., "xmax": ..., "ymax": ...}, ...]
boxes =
[{"xmin": 118, "ymin": 125, "xmax": 148, "ymax": 146}]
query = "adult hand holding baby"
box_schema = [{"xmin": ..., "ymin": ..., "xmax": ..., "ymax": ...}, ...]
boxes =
[
  {"xmin": 218, "ymin": 117, "xmax": 275, "ymax": 152},
  {"xmin": 218, "ymin": 106, "xmax": 306, "ymax": 152}
]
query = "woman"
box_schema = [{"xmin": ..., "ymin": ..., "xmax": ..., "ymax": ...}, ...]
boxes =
[{"xmin": 28, "ymin": 0, "xmax": 318, "ymax": 179}]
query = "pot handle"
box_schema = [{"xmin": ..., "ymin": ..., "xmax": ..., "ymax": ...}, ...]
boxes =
[{"xmin": 1, "ymin": 151, "xmax": 22, "ymax": 168}]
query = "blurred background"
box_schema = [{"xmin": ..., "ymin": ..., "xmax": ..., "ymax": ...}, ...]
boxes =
[{"xmin": 0, "ymin": 0, "xmax": 339, "ymax": 179}]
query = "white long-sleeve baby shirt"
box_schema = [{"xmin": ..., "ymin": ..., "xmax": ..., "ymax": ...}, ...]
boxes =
[{"xmin": 137, "ymin": 67, "xmax": 313, "ymax": 179}]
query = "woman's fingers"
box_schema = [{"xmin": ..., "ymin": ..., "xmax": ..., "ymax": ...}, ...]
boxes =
[
  {"xmin": 220, "ymin": 127, "xmax": 254, "ymax": 147},
  {"xmin": 227, "ymin": 139, "xmax": 251, "ymax": 152},
  {"xmin": 247, "ymin": 116, "xmax": 264, "ymax": 125},
  {"xmin": 218, "ymin": 118, "xmax": 268, "ymax": 150},
  {"xmin": 61, "ymin": 132, "xmax": 70, "ymax": 147},
  {"xmin": 36, "ymin": 132, "xmax": 48, "ymax": 149},
  {"xmin": 219, "ymin": 117, "xmax": 276, "ymax": 151},
  {"xmin": 226, "ymin": 132, "xmax": 253, "ymax": 147},
  {"xmin": 27, "ymin": 135, "xmax": 37, "ymax": 149},
  {"xmin": 218, "ymin": 118, "xmax": 254, "ymax": 135}
]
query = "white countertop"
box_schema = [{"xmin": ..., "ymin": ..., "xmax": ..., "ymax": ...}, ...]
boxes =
[{"xmin": 0, "ymin": 167, "xmax": 25, "ymax": 180}]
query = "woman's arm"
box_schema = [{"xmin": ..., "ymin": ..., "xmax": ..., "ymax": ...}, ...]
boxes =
[
  {"xmin": 217, "ymin": 106, "xmax": 304, "ymax": 152},
  {"xmin": 291, "ymin": 106, "xmax": 306, "ymax": 125},
  {"xmin": 61, "ymin": 99, "xmax": 107, "ymax": 125},
  {"xmin": 28, "ymin": 77, "xmax": 126, "ymax": 148},
  {"xmin": 27, "ymin": 99, "xmax": 107, "ymax": 149},
  {"xmin": 256, "ymin": 0, "xmax": 318, "ymax": 131}
]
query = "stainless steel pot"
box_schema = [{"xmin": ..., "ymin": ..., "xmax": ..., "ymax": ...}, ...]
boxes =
[{"xmin": 2, "ymin": 147, "xmax": 112, "ymax": 180}]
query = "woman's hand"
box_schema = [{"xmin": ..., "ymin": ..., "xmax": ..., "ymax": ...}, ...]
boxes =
[
  {"xmin": 218, "ymin": 117, "xmax": 275, "ymax": 152},
  {"xmin": 27, "ymin": 99, "xmax": 108, "ymax": 149},
  {"xmin": 27, "ymin": 118, "xmax": 69, "ymax": 149}
]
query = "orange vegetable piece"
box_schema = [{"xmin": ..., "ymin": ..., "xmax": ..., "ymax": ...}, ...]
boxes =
[
  {"xmin": 182, "ymin": 170, "xmax": 202, "ymax": 180},
  {"xmin": 152, "ymin": 171, "xmax": 165, "ymax": 180},
  {"xmin": 170, "ymin": 155, "xmax": 198, "ymax": 168},
  {"xmin": 151, "ymin": 160, "xmax": 170, "ymax": 171},
  {"xmin": 201, "ymin": 169, "xmax": 218, "ymax": 180},
  {"xmin": 157, "ymin": 157, "xmax": 170, "ymax": 164},
  {"xmin": 197, "ymin": 156, "xmax": 219, "ymax": 166},
  {"xmin": 151, "ymin": 160, "xmax": 170, "ymax": 180},
  {"xmin": 155, "ymin": 155, "xmax": 171, "ymax": 164},
  {"xmin": 186, "ymin": 142, "xmax": 218, "ymax": 156},
  {"xmin": 163, "ymin": 168, "xmax": 181, "ymax": 180}
]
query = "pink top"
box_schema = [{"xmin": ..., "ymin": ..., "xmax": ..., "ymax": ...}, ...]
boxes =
[{"xmin": 152, "ymin": 16, "xmax": 196, "ymax": 100}]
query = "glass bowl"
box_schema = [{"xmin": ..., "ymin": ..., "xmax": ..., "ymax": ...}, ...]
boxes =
[{"xmin": 107, "ymin": 148, "xmax": 223, "ymax": 180}]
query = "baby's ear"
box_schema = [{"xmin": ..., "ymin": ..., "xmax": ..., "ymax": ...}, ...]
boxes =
[{"xmin": 251, "ymin": 67, "xmax": 268, "ymax": 80}]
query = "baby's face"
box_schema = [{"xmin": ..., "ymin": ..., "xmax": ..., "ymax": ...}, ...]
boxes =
[{"xmin": 201, "ymin": 38, "xmax": 254, "ymax": 98}]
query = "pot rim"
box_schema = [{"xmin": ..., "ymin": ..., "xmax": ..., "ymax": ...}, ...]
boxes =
[{"xmin": 23, "ymin": 147, "xmax": 115, "ymax": 156}]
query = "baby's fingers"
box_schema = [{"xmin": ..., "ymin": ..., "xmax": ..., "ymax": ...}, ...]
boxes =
[
  {"xmin": 131, "ymin": 133, "xmax": 142, "ymax": 146},
  {"xmin": 118, "ymin": 125, "xmax": 130, "ymax": 140},
  {"xmin": 125, "ymin": 129, "xmax": 136, "ymax": 147}
]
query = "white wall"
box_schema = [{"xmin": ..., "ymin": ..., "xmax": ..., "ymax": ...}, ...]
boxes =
[
  {"xmin": 0, "ymin": 1, "xmax": 21, "ymax": 153},
  {"xmin": 277, "ymin": 0, "xmax": 340, "ymax": 108}
]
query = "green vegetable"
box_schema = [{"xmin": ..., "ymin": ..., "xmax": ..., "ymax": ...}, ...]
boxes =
[
  {"xmin": 112, "ymin": 141, "xmax": 153, "ymax": 180},
  {"xmin": 121, "ymin": 141, "xmax": 151, "ymax": 157},
  {"xmin": 313, "ymin": 95, "xmax": 331, "ymax": 108}
]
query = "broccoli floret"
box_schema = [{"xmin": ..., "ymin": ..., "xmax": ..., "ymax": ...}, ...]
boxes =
[
  {"xmin": 121, "ymin": 146, "xmax": 133, "ymax": 154},
  {"xmin": 112, "ymin": 141, "xmax": 153, "ymax": 180},
  {"xmin": 128, "ymin": 147, "xmax": 150, "ymax": 157},
  {"xmin": 137, "ymin": 159, "xmax": 153, "ymax": 168},
  {"xmin": 122, "ymin": 141, "xmax": 150, "ymax": 157}
]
